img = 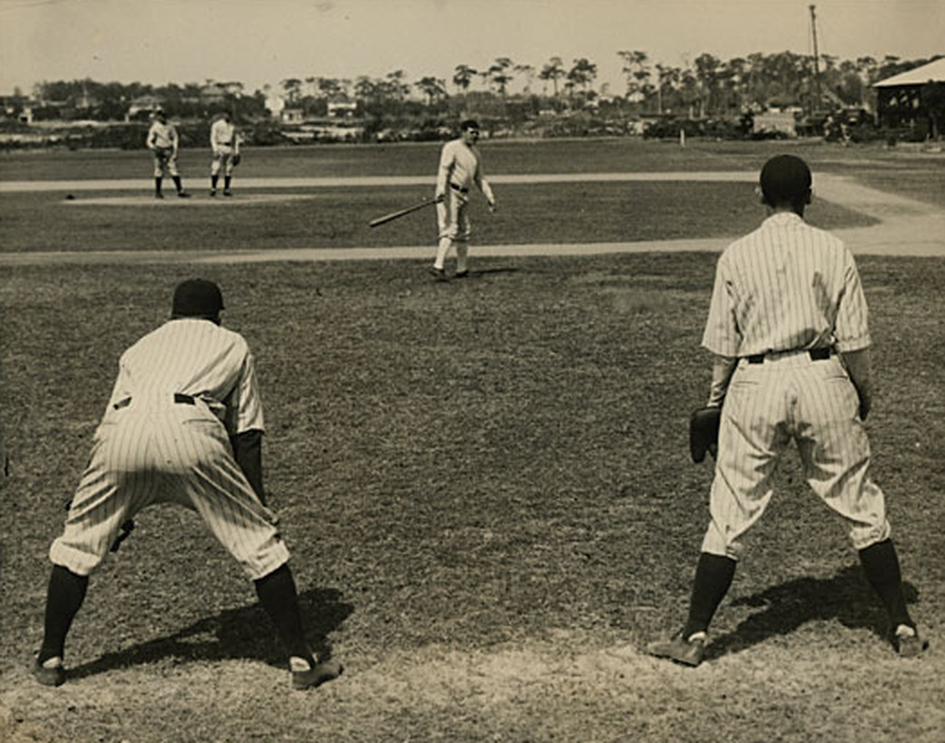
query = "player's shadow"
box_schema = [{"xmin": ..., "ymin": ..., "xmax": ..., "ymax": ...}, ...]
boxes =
[
  {"xmin": 66, "ymin": 587, "xmax": 353, "ymax": 682},
  {"xmin": 465, "ymin": 266, "xmax": 519, "ymax": 278},
  {"xmin": 703, "ymin": 564, "xmax": 921, "ymax": 661}
]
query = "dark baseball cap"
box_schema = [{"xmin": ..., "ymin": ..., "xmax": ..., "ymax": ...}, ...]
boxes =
[
  {"xmin": 171, "ymin": 279, "xmax": 224, "ymax": 317},
  {"xmin": 759, "ymin": 155, "xmax": 812, "ymax": 205}
]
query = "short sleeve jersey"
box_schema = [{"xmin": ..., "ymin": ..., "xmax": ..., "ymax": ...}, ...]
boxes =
[
  {"xmin": 106, "ymin": 318, "xmax": 264, "ymax": 435},
  {"xmin": 147, "ymin": 121, "xmax": 178, "ymax": 150},
  {"xmin": 701, "ymin": 212, "xmax": 871, "ymax": 358},
  {"xmin": 211, "ymin": 119, "xmax": 238, "ymax": 149},
  {"xmin": 436, "ymin": 138, "xmax": 495, "ymax": 202}
]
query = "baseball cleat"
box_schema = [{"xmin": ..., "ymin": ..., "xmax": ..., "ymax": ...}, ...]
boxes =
[
  {"xmin": 210, "ymin": 189, "xmax": 217, "ymax": 197},
  {"xmin": 223, "ymin": 189, "xmax": 233, "ymax": 197},
  {"xmin": 32, "ymin": 657, "xmax": 65, "ymax": 687},
  {"xmin": 428, "ymin": 267, "xmax": 447, "ymax": 281},
  {"xmin": 155, "ymin": 193, "xmax": 165, "ymax": 199},
  {"xmin": 454, "ymin": 269, "xmax": 469, "ymax": 279},
  {"xmin": 290, "ymin": 657, "xmax": 343, "ymax": 691},
  {"xmin": 893, "ymin": 625, "xmax": 928, "ymax": 658},
  {"xmin": 177, "ymin": 191, "xmax": 191, "ymax": 198},
  {"xmin": 646, "ymin": 630, "xmax": 707, "ymax": 667}
]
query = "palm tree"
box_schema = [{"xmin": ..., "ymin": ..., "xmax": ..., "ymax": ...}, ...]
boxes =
[
  {"xmin": 452, "ymin": 64, "xmax": 478, "ymax": 94},
  {"xmin": 415, "ymin": 76, "xmax": 447, "ymax": 106},
  {"xmin": 567, "ymin": 58, "xmax": 597, "ymax": 98},
  {"xmin": 514, "ymin": 63, "xmax": 536, "ymax": 94},
  {"xmin": 539, "ymin": 56, "xmax": 566, "ymax": 97}
]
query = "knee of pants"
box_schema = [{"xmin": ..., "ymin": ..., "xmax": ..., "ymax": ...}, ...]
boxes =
[
  {"xmin": 848, "ymin": 518, "xmax": 891, "ymax": 551},
  {"xmin": 700, "ymin": 520, "xmax": 745, "ymax": 560}
]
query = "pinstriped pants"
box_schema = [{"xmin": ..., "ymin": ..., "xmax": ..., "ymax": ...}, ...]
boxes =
[
  {"xmin": 701, "ymin": 351, "xmax": 891, "ymax": 559},
  {"xmin": 50, "ymin": 401, "xmax": 289, "ymax": 579}
]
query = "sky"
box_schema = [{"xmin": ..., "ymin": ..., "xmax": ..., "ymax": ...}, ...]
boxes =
[{"xmin": 0, "ymin": 0, "xmax": 943, "ymax": 96}]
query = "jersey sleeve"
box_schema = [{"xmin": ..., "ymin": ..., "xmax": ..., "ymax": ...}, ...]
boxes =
[
  {"xmin": 701, "ymin": 252, "xmax": 742, "ymax": 357},
  {"xmin": 834, "ymin": 248, "xmax": 871, "ymax": 352},
  {"xmin": 474, "ymin": 157, "xmax": 495, "ymax": 203},
  {"xmin": 225, "ymin": 349, "xmax": 266, "ymax": 435}
]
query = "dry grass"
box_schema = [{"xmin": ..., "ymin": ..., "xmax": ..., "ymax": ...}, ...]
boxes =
[{"xmin": 1, "ymin": 252, "xmax": 943, "ymax": 743}]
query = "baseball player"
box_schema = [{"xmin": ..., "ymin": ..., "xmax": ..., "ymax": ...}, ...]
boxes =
[
  {"xmin": 430, "ymin": 119, "xmax": 497, "ymax": 280},
  {"xmin": 146, "ymin": 109, "xmax": 190, "ymax": 199},
  {"xmin": 31, "ymin": 279, "xmax": 342, "ymax": 691},
  {"xmin": 647, "ymin": 155, "xmax": 927, "ymax": 666},
  {"xmin": 210, "ymin": 111, "xmax": 241, "ymax": 197}
]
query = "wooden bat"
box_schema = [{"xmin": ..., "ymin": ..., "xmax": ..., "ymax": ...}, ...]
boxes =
[{"xmin": 369, "ymin": 197, "xmax": 440, "ymax": 228}]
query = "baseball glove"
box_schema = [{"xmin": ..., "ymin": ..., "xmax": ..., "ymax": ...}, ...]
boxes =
[
  {"xmin": 689, "ymin": 406, "xmax": 721, "ymax": 463},
  {"xmin": 232, "ymin": 153, "xmax": 241, "ymax": 166}
]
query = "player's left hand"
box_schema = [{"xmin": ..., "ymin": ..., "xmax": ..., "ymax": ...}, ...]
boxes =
[{"xmin": 488, "ymin": 201, "xmax": 497, "ymax": 213}]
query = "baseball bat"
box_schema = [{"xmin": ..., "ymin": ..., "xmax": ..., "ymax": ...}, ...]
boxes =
[{"xmin": 369, "ymin": 197, "xmax": 440, "ymax": 228}]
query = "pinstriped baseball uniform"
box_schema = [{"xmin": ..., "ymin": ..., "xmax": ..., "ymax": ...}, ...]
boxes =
[
  {"xmin": 147, "ymin": 119, "xmax": 180, "ymax": 177},
  {"xmin": 50, "ymin": 318, "xmax": 289, "ymax": 579},
  {"xmin": 700, "ymin": 211, "xmax": 890, "ymax": 558}
]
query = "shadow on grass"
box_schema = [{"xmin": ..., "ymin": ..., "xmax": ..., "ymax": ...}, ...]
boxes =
[
  {"xmin": 66, "ymin": 586, "xmax": 353, "ymax": 682},
  {"xmin": 705, "ymin": 564, "xmax": 922, "ymax": 661}
]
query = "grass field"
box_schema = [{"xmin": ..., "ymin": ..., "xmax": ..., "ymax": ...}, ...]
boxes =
[{"xmin": 1, "ymin": 138, "xmax": 944, "ymax": 743}]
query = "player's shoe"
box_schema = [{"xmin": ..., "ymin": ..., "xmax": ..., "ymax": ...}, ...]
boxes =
[
  {"xmin": 155, "ymin": 192, "xmax": 164, "ymax": 199},
  {"xmin": 290, "ymin": 657, "xmax": 343, "ymax": 691},
  {"xmin": 893, "ymin": 624, "xmax": 928, "ymax": 658},
  {"xmin": 646, "ymin": 630, "xmax": 707, "ymax": 667},
  {"xmin": 223, "ymin": 189, "xmax": 233, "ymax": 197},
  {"xmin": 428, "ymin": 267, "xmax": 447, "ymax": 281},
  {"xmin": 454, "ymin": 269, "xmax": 469, "ymax": 279},
  {"xmin": 210, "ymin": 189, "xmax": 217, "ymax": 197},
  {"xmin": 177, "ymin": 191, "xmax": 191, "ymax": 199},
  {"xmin": 32, "ymin": 656, "xmax": 65, "ymax": 687}
]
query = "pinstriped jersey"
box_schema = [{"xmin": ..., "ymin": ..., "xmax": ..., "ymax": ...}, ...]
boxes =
[
  {"xmin": 106, "ymin": 318, "xmax": 264, "ymax": 435},
  {"xmin": 701, "ymin": 212, "xmax": 871, "ymax": 358}
]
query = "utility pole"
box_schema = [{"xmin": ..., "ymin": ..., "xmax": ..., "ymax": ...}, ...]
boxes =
[{"xmin": 809, "ymin": 4, "xmax": 823, "ymax": 113}]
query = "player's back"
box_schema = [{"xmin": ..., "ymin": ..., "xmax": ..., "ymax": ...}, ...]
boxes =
[
  {"xmin": 116, "ymin": 319, "xmax": 249, "ymax": 406},
  {"xmin": 721, "ymin": 212, "xmax": 854, "ymax": 354}
]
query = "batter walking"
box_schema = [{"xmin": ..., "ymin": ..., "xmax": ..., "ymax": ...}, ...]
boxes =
[
  {"xmin": 430, "ymin": 119, "xmax": 497, "ymax": 280},
  {"xmin": 146, "ymin": 109, "xmax": 190, "ymax": 199},
  {"xmin": 647, "ymin": 155, "xmax": 927, "ymax": 666},
  {"xmin": 32, "ymin": 279, "xmax": 342, "ymax": 691},
  {"xmin": 210, "ymin": 111, "xmax": 241, "ymax": 197}
]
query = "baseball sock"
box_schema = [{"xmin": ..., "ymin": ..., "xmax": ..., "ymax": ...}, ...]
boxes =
[
  {"xmin": 211, "ymin": 175, "xmax": 219, "ymax": 191},
  {"xmin": 434, "ymin": 237, "xmax": 451, "ymax": 270},
  {"xmin": 455, "ymin": 240, "xmax": 468, "ymax": 273},
  {"xmin": 254, "ymin": 564, "xmax": 315, "ymax": 667},
  {"xmin": 172, "ymin": 176, "xmax": 184, "ymax": 193},
  {"xmin": 38, "ymin": 565, "xmax": 89, "ymax": 664},
  {"xmin": 224, "ymin": 176, "xmax": 232, "ymax": 191},
  {"xmin": 155, "ymin": 177, "xmax": 162, "ymax": 196},
  {"xmin": 683, "ymin": 552, "xmax": 737, "ymax": 638},
  {"xmin": 858, "ymin": 539, "xmax": 913, "ymax": 629}
]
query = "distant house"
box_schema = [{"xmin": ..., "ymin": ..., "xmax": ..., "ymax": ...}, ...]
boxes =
[
  {"xmin": 126, "ymin": 95, "xmax": 163, "ymax": 120},
  {"xmin": 753, "ymin": 110, "xmax": 799, "ymax": 137},
  {"xmin": 872, "ymin": 57, "xmax": 945, "ymax": 134},
  {"xmin": 281, "ymin": 107, "xmax": 304, "ymax": 124},
  {"xmin": 200, "ymin": 81, "xmax": 244, "ymax": 105},
  {"xmin": 327, "ymin": 98, "xmax": 358, "ymax": 117}
]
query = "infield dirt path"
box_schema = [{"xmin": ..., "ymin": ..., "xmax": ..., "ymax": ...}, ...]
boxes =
[{"xmin": 0, "ymin": 172, "xmax": 942, "ymax": 265}]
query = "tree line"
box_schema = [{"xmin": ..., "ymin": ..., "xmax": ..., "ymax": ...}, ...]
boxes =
[{"xmin": 6, "ymin": 50, "xmax": 940, "ymax": 124}]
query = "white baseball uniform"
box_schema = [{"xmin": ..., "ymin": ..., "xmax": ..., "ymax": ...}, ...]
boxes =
[
  {"xmin": 147, "ymin": 120, "xmax": 180, "ymax": 177},
  {"xmin": 700, "ymin": 211, "xmax": 890, "ymax": 558},
  {"xmin": 210, "ymin": 118, "xmax": 241, "ymax": 177},
  {"xmin": 50, "ymin": 318, "xmax": 289, "ymax": 579},
  {"xmin": 435, "ymin": 137, "xmax": 495, "ymax": 242}
]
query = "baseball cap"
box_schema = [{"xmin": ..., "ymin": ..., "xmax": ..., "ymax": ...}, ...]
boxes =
[
  {"xmin": 759, "ymin": 155, "xmax": 812, "ymax": 205},
  {"xmin": 461, "ymin": 119, "xmax": 480, "ymax": 132},
  {"xmin": 171, "ymin": 279, "xmax": 224, "ymax": 317}
]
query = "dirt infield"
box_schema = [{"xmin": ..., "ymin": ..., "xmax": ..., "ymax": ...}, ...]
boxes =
[{"xmin": 0, "ymin": 172, "xmax": 941, "ymax": 266}]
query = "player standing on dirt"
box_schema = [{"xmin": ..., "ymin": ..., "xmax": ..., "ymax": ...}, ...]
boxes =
[
  {"xmin": 210, "ymin": 111, "xmax": 241, "ymax": 197},
  {"xmin": 647, "ymin": 154, "xmax": 928, "ymax": 666},
  {"xmin": 429, "ymin": 119, "xmax": 497, "ymax": 280},
  {"xmin": 146, "ymin": 109, "xmax": 190, "ymax": 199},
  {"xmin": 31, "ymin": 279, "xmax": 342, "ymax": 691}
]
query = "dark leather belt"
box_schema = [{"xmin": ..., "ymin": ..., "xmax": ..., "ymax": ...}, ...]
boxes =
[
  {"xmin": 748, "ymin": 348, "xmax": 831, "ymax": 364},
  {"xmin": 113, "ymin": 393, "xmax": 195, "ymax": 410},
  {"xmin": 450, "ymin": 182, "xmax": 469, "ymax": 194}
]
